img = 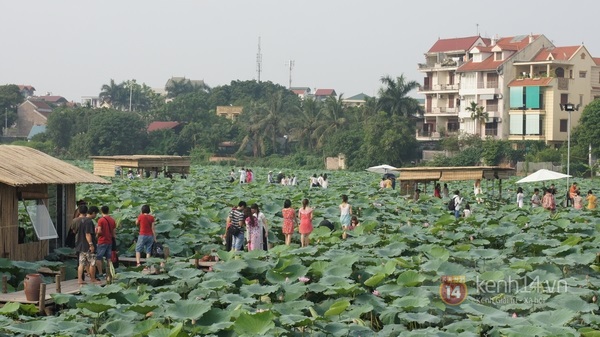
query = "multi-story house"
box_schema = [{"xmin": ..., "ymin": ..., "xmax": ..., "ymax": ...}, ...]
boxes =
[
  {"xmin": 419, "ymin": 34, "xmax": 600, "ymax": 147},
  {"xmin": 418, "ymin": 36, "xmax": 488, "ymax": 139},
  {"xmin": 457, "ymin": 34, "xmax": 552, "ymax": 139},
  {"xmin": 508, "ymin": 44, "xmax": 600, "ymax": 147}
]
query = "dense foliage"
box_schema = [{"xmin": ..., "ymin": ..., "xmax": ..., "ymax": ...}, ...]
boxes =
[{"xmin": 0, "ymin": 165, "xmax": 599, "ymax": 336}]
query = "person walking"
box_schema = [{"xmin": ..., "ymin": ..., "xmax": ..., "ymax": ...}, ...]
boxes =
[
  {"xmin": 542, "ymin": 188, "xmax": 556, "ymax": 212},
  {"xmin": 339, "ymin": 195, "xmax": 352, "ymax": 230},
  {"xmin": 434, "ymin": 183, "xmax": 441, "ymax": 198},
  {"xmin": 451, "ymin": 190, "xmax": 463, "ymax": 219},
  {"xmin": 282, "ymin": 199, "xmax": 296, "ymax": 246},
  {"xmin": 573, "ymin": 190, "xmax": 584, "ymax": 210},
  {"xmin": 245, "ymin": 207, "xmax": 262, "ymax": 251},
  {"xmin": 474, "ymin": 179, "xmax": 483, "ymax": 204},
  {"xmin": 442, "ymin": 184, "xmax": 449, "ymax": 199},
  {"xmin": 298, "ymin": 199, "xmax": 313, "ymax": 247},
  {"xmin": 587, "ymin": 190, "xmax": 597, "ymax": 210},
  {"xmin": 76, "ymin": 205, "xmax": 100, "ymax": 284},
  {"xmin": 135, "ymin": 205, "xmax": 156, "ymax": 267},
  {"xmin": 531, "ymin": 188, "xmax": 541, "ymax": 208},
  {"xmin": 227, "ymin": 201, "xmax": 246, "ymax": 251},
  {"xmin": 516, "ymin": 187, "xmax": 524, "ymax": 208},
  {"xmin": 95, "ymin": 205, "xmax": 116, "ymax": 279}
]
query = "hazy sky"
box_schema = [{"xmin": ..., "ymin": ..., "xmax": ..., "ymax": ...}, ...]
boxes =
[{"xmin": 2, "ymin": 1, "xmax": 599, "ymax": 102}]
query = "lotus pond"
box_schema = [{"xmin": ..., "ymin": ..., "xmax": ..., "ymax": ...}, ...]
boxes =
[{"xmin": 1, "ymin": 165, "xmax": 599, "ymax": 337}]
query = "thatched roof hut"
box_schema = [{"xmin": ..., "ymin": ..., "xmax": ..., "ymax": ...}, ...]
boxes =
[
  {"xmin": 0, "ymin": 145, "xmax": 109, "ymax": 261},
  {"xmin": 91, "ymin": 155, "xmax": 191, "ymax": 178}
]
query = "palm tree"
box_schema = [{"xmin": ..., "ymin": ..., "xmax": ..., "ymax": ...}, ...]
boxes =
[
  {"xmin": 262, "ymin": 91, "xmax": 289, "ymax": 153},
  {"xmin": 465, "ymin": 101, "xmax": 488, "ymax": 137},
  {"xmin": 377, "ymin": 75, "xmax": 423, "ymax": 117},
  {"xmin": 99, "ymin": 79, "xmax": 126, "ymax": 110},
  {"xmin": 315, "ymin": 95, "xmax": 348, "ymax": 149},
  {"xmin": 293, "ymin": 97, "xmax": 322, "ymax": 151}
]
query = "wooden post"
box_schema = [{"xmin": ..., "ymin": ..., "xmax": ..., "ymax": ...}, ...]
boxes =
[
  {"xmin": 194, "ymin": 250, "xmax": 199, "ymax": 269},
  {"xmin": 1, "ymin": 275, "xmax": 7, "ymax": 293},
  {"xmin": 55, "ymin": 275, "xmax": 61, "ymax": 293},
  {"xmin": 38, "ymin": 283, "xmax": 46, "ymax": 313},
  {"xmin": 59, "ymin": 266, "xmax": 66, "ymax": 281},
  {"xmin": 164, "ymin": 246, "xmax": 170, "ymax": 259}
]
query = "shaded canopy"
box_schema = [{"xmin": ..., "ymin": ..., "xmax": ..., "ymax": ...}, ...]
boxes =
[
  {"xmin": 516, "ymin": 169, "xmax": 571, "ymax": 184},
  {"xmin": 366, "ymin": 164, "xmax": 398, "ymax": 174}
]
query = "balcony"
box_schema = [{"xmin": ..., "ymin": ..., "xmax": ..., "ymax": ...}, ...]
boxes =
[
  {"xmin": 477, "ymin": 81, "xmax": 498, "ymax": 89},
  {"xmin": 486, "ymin": 104, "xmax": 498, "ymax": 112},
  {"xmin": 419, "ymin": 83, "xmax": 460, "ymax": 92},
  {"xmin": 418, "ymin": 59, "xmax": 463, "ymax": 70},
  {"xmin": 429, "ymin": 107, "xmax": 458, "ymax": 114}
]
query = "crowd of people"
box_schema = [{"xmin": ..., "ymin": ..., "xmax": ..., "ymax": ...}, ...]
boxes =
[
  {"xmin": 68, "ymin": 201, "xmax": 157, "ymax": 284},
  {"xmin": 230, "ymin": 167, "xmax": 330, "ymax": 188},
  {"xmin": 223, "ymin": 194, "xmax": 359, "ymax": 251}
]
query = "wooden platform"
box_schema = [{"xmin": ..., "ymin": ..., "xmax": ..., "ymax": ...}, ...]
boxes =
[{"xmin": 0, "ymin": 278, "xmax": 107, "ymax": 313}]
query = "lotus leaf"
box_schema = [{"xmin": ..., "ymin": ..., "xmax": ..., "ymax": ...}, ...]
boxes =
[
  {"xmin": 233, "ymin": 311, "xmax": 275, "ymax": 335},
  {"xmin": 165, "ymin": 300, "xmax": 211, "ymax": 320}
]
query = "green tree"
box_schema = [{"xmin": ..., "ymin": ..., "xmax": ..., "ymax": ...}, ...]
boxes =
[
  {"xmin": 293, "ymin": 98, "xmax": 322, "ymax": 151},
  {"xmin": 315, "ymin": 95, "xmax": 348, "ymax": 149},
  {"xmin": 377, "ymin": 75, "xmax": 422, "ymax": 117},
  {"xmin": 572, "ymin": 98, "xmax": 600, "ymax": 157},
  {"xmin": 86, "ymin": 110, "xmax": 147, "ymax": 155},
  {"xmin": 99, "ymin": 79, "xmax": 127, "ymax": 110},
  {"xmin": 0, "ymin": 84, "xmax": 24, "ymax": 134},
  {"xmin": 465, "ymin": 101, "xmax": 488, "ymax": 136},
  {"xmin": 360, "ymin": 111, "xmax": 418, "ymax": 166}
]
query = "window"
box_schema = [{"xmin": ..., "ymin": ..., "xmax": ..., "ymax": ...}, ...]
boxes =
[
  {"xmin": 19, "ymin": 199, "xmax": 58, "ymax": 242},
  {"xmin": 447, "ymin": 122, "xmax": 459, "ymax": 132},
  {"xmin": 560, "ymin": 119, "xmax": 568, "ymax": 132},
  {"xmin": 579, "ymin": 71, "xmax": 587, "ymax": 78},
  {"xmin": 509, "ymin": 115, "xmax": 524, "ymax": 135},
  {"xmin": 561, "ymin": 94, "xmax": 569, "ymax": 105}
]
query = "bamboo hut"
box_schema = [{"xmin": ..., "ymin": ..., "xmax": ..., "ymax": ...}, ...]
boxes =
[
  {"xmin": 91, "ymin": 155, "xmax": 191, "ymax": 178},
  {"xmin": 396, "ymin": 166, "xmax": 515, "ymax": 197},
  {"xmin": 0, "ymin": 145, "xmax": 109, "ymax": 261}
]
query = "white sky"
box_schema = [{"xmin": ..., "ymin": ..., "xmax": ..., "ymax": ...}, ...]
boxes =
[{"xmin": 1, "ymin": 0, "xmax": 598, "ymax": 102}]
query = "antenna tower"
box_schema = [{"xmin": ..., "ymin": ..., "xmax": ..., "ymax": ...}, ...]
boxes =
[
  {"xmin": 286, "ymin": 60, "xmax": 295, "ymax": 89},
  {"xmin": 256, "ymin": 37, "xmax": 262, "ymax": 82}
]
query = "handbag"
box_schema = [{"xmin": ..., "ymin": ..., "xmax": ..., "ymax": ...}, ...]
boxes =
[{"xmin": 111, "ymin": 237, "xmax": 119, "ymax": 267}]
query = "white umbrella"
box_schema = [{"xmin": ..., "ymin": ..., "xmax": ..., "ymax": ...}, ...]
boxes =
[
  {"xmin": 516, "ymin": 169, "xmax": 571, "ymax": 184},
  {"xmin": 366, "ymin": 164, "xmax": 398, "ymax": 174}
]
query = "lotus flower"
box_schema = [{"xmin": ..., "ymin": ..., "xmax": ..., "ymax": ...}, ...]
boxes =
[
  {"xmin": 423, "ymin": 222, "xmax": 429, "ymax": 227},
  {"xmin": 372, "ymin": 290, "xmax": 380, "ymax": 297},
  {"xmin": 298, "ymin": 276, "xmax": 310, "ymax": 283},
  {"xmin": 512, "ymin": 313, "xmax": 517, "ymax": 318}
]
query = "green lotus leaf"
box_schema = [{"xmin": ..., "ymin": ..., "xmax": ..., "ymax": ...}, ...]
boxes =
[
  {"xmin": 4, "ymin": 320, "xmax": 58, "ymax": 335},
  {"xmin": 195, "ymin": 308, "xmax": 233, "ymax": 333},
  {"xmin": 233, "ymin": 311, "xmax": 275, "ymax": 335},
  {"xmin": 167, "ymin": 267, "xmax": 203, "ymax": 279},
  {"xmin": 281, "ymin": 282, "xmax": 307, "ymax": 301},
  {"xmin": 80, "ymin": 283, "xmax": 123, "ymax": 296},
  {"xmin": 76, "ymin": 300, "xmax": 116, "ymax": 313},
  {"xmin": 425, "ymin": 246, "xmax": 450, "ymax": 261},
  {"xmin": 213, "ymin": 259, "xmax": 248, "ymax": 273},
  {"xmin": 240, "ymin": 283, "xmax": 279, "ymax": 297},
  {"xmin": 199, "ymin": 278, "xmax": 230, "ymax": 290},
  {"xmin": 397, "ymin": 312, "xmax": 441, "ymax": 324},
  {"xmin": 392, "ymin": 296, "xmax": 429, "ymax": 309},
  {"xmin": 153, "ymin": 291, "xmax": 182, "ymax": 302},
  {"xmin": 279, "ymin": 314, "xmax": 313, "ymax": 326},
  {"xmin": 396, "ymin": 270, "xmax": 426, "ymax": 287},
  {"xmin": 547, "ymin": 294, "xmax": 597, "ymax": 313},
  {"xmin": 479, "ymin": 271, "xmax": 504, "ymax": 281},
  {"xmin": 0, "ymin": 302, "xmax": 20, "ymax": 315},
  {"xmin": 147, "ymin": 322, "xmax": 183, "ymax": 337},
  {"xmin": 165, "ymin": 300, "xmax": 211, "ymax": 320},
  {"xmin": 272, "ymin": 300, "xmax": 313, "ymax": 315},
  {"xmin": 309, "ymin": 260, "xmax": 329, "ymax": 277},
  {"xmin": 364, "ymin": 273, "xmax": 386, "ymax": 287},
  {"xmin": 324, "ymin": 299, "xmax": 350, "ymax": 317},
  {"xmin": 101, "ymin": 319, "xmax": 135, "ymax": 337},
  {"xmin": 500, "ymin": 325, "xmax": 549, "ymax": 336},
  {"xmin": 562, "ymin": 235, "xmax": 582, "ymax": 246},
  {"xmin": 127, "ymin": 304, "xmax": 159, "ymax": 315},
  {"xmin": 50, "ymin": 293, "xmax": 77, "ymax": 306}
]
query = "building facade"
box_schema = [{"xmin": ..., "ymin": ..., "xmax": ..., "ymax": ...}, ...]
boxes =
[{"xmin": 418, "ymin": 34, "xmax": 600, "ymax": 146}]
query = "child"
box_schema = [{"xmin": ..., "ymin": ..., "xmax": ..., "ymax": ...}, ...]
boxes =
[
  {"xmin": 343, "ymin": 216, "xmax": 360, "ymax": 239},
  {"xmin": 339, "ymin": 195, "xmax": 352, "ymax": 230},
  {"xmin": 463, "ymin": 203, "xmax": 472, "ymax": 218}
]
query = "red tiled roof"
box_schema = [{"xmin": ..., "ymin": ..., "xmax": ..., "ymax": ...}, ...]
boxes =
[
  {"xmin": 147, "ymin": 121, "xmax": 181, "ymax": 132},
  {"xmin": 314, "ymin": 89, "xmax": 336, "ymax": 96},
  {"xmin": 458, "ymin": 56, "xmax": 504, "ymax": 72},
  {"xmin": 507, "ymin": 78, "xmax": 553, "ymax": 87},
  {"xmin": 38, "ymin": 95, "xmax": 67, "ymax": 103},
  {"xmin": 18, "ymin": 85, "xmax": 35, "ymax": 91},
  {"xmin": 292, "ymin": 89, "xmax": 306, "ymax": 95},
  {"xmin": 494, "ymin": 35, "xmax": 539, "ymax": 51},
  {"xmin": 594, "ymin": 57, "xmax": 600, "ymax": 66},
  {"xmin": 533, "ymin": 46, "xmax": 580, "ymax": 61},
  {"xmin": 27, "ymin": 99, "xmax": 52, "ymax": 111},
  {"xmin": 472, "ymin": 46, "xmax": 494, "ymax": 53},
  {"xmin": 427, "ymin": 36, "xmax": 489, "ymax": 53}
]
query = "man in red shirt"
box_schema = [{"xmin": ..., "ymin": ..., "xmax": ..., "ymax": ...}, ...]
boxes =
[
  {"xmin": 135, "ymin": 204, "xmax": 156, "ymax": 266},
  {"xmin": 96, "ymin": 206, "xmax": 116, "ymax": 278}
]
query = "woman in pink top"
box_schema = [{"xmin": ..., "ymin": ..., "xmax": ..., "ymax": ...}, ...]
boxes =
[
  {"xmin": 281, "ymin": 199, "xmax": 296, "ymax": 246},
  {"xmin": 298, "ymin": 198, "xmax": 313, "ymax": 247}
]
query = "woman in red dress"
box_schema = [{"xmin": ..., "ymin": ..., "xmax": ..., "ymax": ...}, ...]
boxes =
[
  {"xmin": 281, "ymin": 199, "xmax": 296, "ymax": 246},
  {"xmin": 297, "ymin": 198, "xmax": 313, "ymax": 247}
]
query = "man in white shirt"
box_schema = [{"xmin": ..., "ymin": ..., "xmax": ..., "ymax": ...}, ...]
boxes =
[
  {"xmin": 239, "ymin": 168, "xmax": 246, "ymax": 184},
  {"xmin": 452, "ymin": 190, "xmax": 463, "ymax": 219}
]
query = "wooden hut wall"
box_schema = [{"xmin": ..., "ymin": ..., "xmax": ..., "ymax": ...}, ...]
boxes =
[
  {"xmin": 0, "ymin": 184, "xmax": 48, "ymax": 261},
  {"xmin": 93, "ymin": 159, "xmax": 119, "ymax": 177}
]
